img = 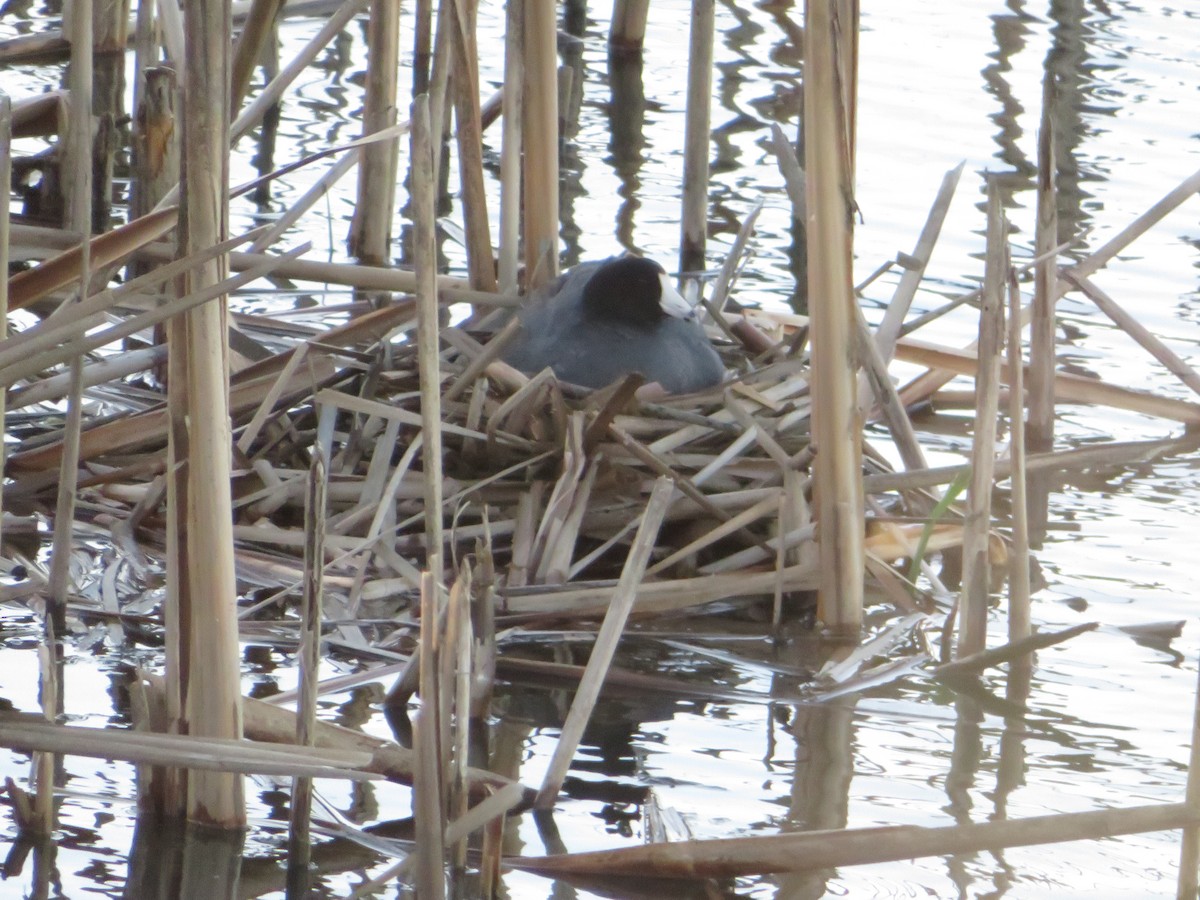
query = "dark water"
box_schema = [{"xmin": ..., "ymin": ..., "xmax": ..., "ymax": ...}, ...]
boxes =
[{"xmin": 3, "ymin": 0, "xmax": 1200, "ymax": 897}]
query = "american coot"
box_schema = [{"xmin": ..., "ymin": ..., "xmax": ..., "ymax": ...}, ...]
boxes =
[{"xmin": 501, "ymin": 256, "xmax": 725, "ymax": 394}]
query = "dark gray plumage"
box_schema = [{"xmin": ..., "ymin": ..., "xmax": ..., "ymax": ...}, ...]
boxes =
[{"xmin": 501, "ymin": 257, "xmax": 725, "ymax": 394}]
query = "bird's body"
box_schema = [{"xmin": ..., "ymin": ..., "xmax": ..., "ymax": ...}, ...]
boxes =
[{"xmin": 501, "ymin": 257, "xmax": 725, "ymax": 394}]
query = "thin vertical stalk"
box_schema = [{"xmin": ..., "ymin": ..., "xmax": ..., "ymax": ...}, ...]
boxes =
[
  {"xmin": 449, "ymin": 572, "xmax": 473, "ymax": 871},
  {"xmin": 497, "ymin": 0, "xmax": 524, "ymax": 294},
  {"xmin": 1028, "ymin": 71, "xmax": 1057, "ymax": 457},
  {"xmin": 0, "ymin": 93, "xmax": 8, "ymax": 548},
  {"xmin": 427, "ymin": 0, "xmax": 452, "ymax": 187},
  {"xmin": 609, "ymin": 0, "xmax": 650, "ymax": 51},
  {"xmin": 1027, "ymin": 71, "xmax": 1057, "ymax": 547},
  {"xmin": 958, "ymin": 179, "xmax": 1006, "ymax": 658},
  {"xmin": 230, "ymin": 0, "xmax": 286, "ymax": 109},
  {"xmin": 49, "ymin": 0, "xmax": 94, "ymax": 643},
  {"xmin": 131, "ymin": 0, "xmax": 156, "ymax": 120},
  {"xmin": 679, "ymin": 0, "xmax": 714, "ymax": 277},
  {"xmin": 412, "ymin": 94, "xmax": 445, "ymax": 566},
  {"xmin": 156, "ymin": 0, "xmax": 185, "ymax": 72},
  {"xmin": 522, "ymin": 0, "xmax": 559, "ymax": 289},
  {"xmin": 804, "ymin": 0, "xmax": 862, "ymax": 635},
  {"xmin": 1177, "ymin": 645, "xmax": 1200, "ymax": 899},
  {"xmin": 535, "ymin": 477, "xmax": 676, "ymax": 809},
  {"xmin": 449, "ymin": 0, "xmax": 497, "ymax": 292},
  {"xmin": 1006, "ymin": 270, "xmax": 1031, "ymax": 642},
  {"xmin": 349, "ymin": 0, "xmax": 401, "ymax": 266},
  {"xmin": 288, "ymin": 453, "xmax": 327, "ymax": 879},
  {"xmin": 175, "ymin": 0, "xmax": 244, "ymax": 826},
  {"xmin": 415, "ymin": 569, "xmax": 446, "ymax": 899},
  {"xmin": 413, "ymin": 0, "xmax": 433, "ymax": 95}
]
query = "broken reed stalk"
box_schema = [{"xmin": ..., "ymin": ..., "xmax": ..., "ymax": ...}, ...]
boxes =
[
  {"xmin": 287, "ymin": 453, "xmax": 327, "ymax": 876},
  {"xmin": 174, "ymin": 0, "xmax": 244, "ymax": 826},
  {"xmin": 450, "ymin": 0, "xmax": 497, "ymax": 292},
  {"xmin": 1006, "ymin": 270, "xmax": 1031, "ymax": 640},
  {"xmin": 900, "ymin": 164, "xmax": 1200, "ymax": 411},
  {"xmin": 958, "ymin": 178, "xmax": 1006, "ymax": 658},
  {"xmin": 497, "ymin": 0, "xmax": 523, "ymax": 294},
  {"xmin": 534, "ymin": 476, "xmax": 676, "ymax": 810},
  {"xmin": 522, "ymin": 0, "xmax": 559, "ymax": 289},
  {"xmin": 679, "ymin": 0, "xmax": 713, "ymax": 276},
  {"xmin": 873, "ymin": 161, "xmax": 964, "ymax": 365},
  {"xmin": 348, "ymin": 0, "xmax": 400, "ymax": 266},
  {"xmin": 131, "ymin": 67, "xmax": 179, "ymax": 224},
  {"xmin": 803, "ymin": 0, "xmax": 863, "ymax": 634},
  {"xmin": 412, "ymin": 94, "xmax": 445, "ymax": 568}
]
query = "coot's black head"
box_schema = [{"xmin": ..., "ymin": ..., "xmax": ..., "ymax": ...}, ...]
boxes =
[{"xmin": 580, "ymin": 256, "xmax": 695, "ymax": 328}]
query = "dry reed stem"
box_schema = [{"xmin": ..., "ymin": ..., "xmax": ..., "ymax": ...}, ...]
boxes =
[
  {"xmin": 609, "ymin": 0, "xmax": 650, "ymax": 49},
  {"xmin": 861, "ymin": 435, "xmax": 1189, "ymax": 495},
  {"xmin": 250, "ymin": 149, "xmax": 359, "ymax": 252},
  {"xmin": 1177, "ymin": 651, "xmax": 1200, "ymax": 897},
  {"xmin": 230, "ymin": 676, "xmax": 532, "ymax": 797},
  {"xmin": 449, "ymin": 0, "xmax": 497, "ymax": 292},
  {"xmin": 1006, "ymin": 271, "xmax": 1032, "ymax": 639},
  {"xmin": 1028, "ymin": 71, "xmax": 1057, "ymax": 456},
  {"xmin": 348, "ymin": 0, "xmax": 400, "ymax": 265},
  {"xmin": 804, "ymin": 0, "xmax": 863, "ymax": 634},
  {"xmin": 0, "ymin": 718, "xmax": 377, "ymax": 780},
  {"xmin": 157, "ymin": 0, "xmax": 185, "ymax": 69},
  {"xmin": 900, "ymin": 165, "xmax": 1200, "ymax": 409},
  {"xmin": 510, "ymin": 801, "xmax": 1200, "ymax": 879},
  {"xmin": 679, "ymin": 0, "xmax": 713, "ymax": 275},
  {"xmin": 957, "ymin": 180, "xmax": 1006, "ymax": 657},
  {"xmin": 426, "ymin": 0, "xmax": 452, "ymax": 186},
  {"xmin": 176, "ymin": 0, "xmax": 244, "ymax": 825},
  {"xmin": 532, "ymin": 414, "xmax": 588, "ymax": 582},
  {"xmin": 497, "ymin": 0, "xmax": 523, "ymax": 294},
  {"xmin": 0, "ymin": 92, "xmax": 9, "ymax": 549},
  {"xmin": 449, "ymin": 572, "xmax": 474, "ymax": 869},
  {"xmin": 534, "ymin": 476, "xmax": 676, "ymax": 809},
  {"xmin": 934, "ymin": 621, "xmax": 1096, "ymax": 681},
  {"xmin": 415, "ymin": 571, "xmax": 447, "ymax": 900},
  {"xmin": 873, "ymin": 161, "xmax": 964, "ymax": 364},
  {"xmin": 231, "ymin": 0, "xmax": 371, "ymax": 144},
  {"xmin": 230, "ymin": 0, "xmax": 286, "ymax": 109},
  {"xmin": 288, "ymin": 452, "xmax": 327, "ymax": 864},
  {"xmin": 7, "ymin": 206, "xmax": 178, "ymax": 311},
  {"xmin": 522, "ymin": 0, "xmax": 559, "ymax": 288},
  {"xmin": 1068, "ymin": 273, "xmax": 1200, "ymax": 399},
  {"xmin": 894, "ymin": 337, "xmax": 1200, "ymax": 424},
  {"xmin": 855, "ymin": 303, "xmax": 927, "ymax": 473},
  {"xmin": 0, "ymin": 228, "xmax": 277, "ymax": 385}
]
